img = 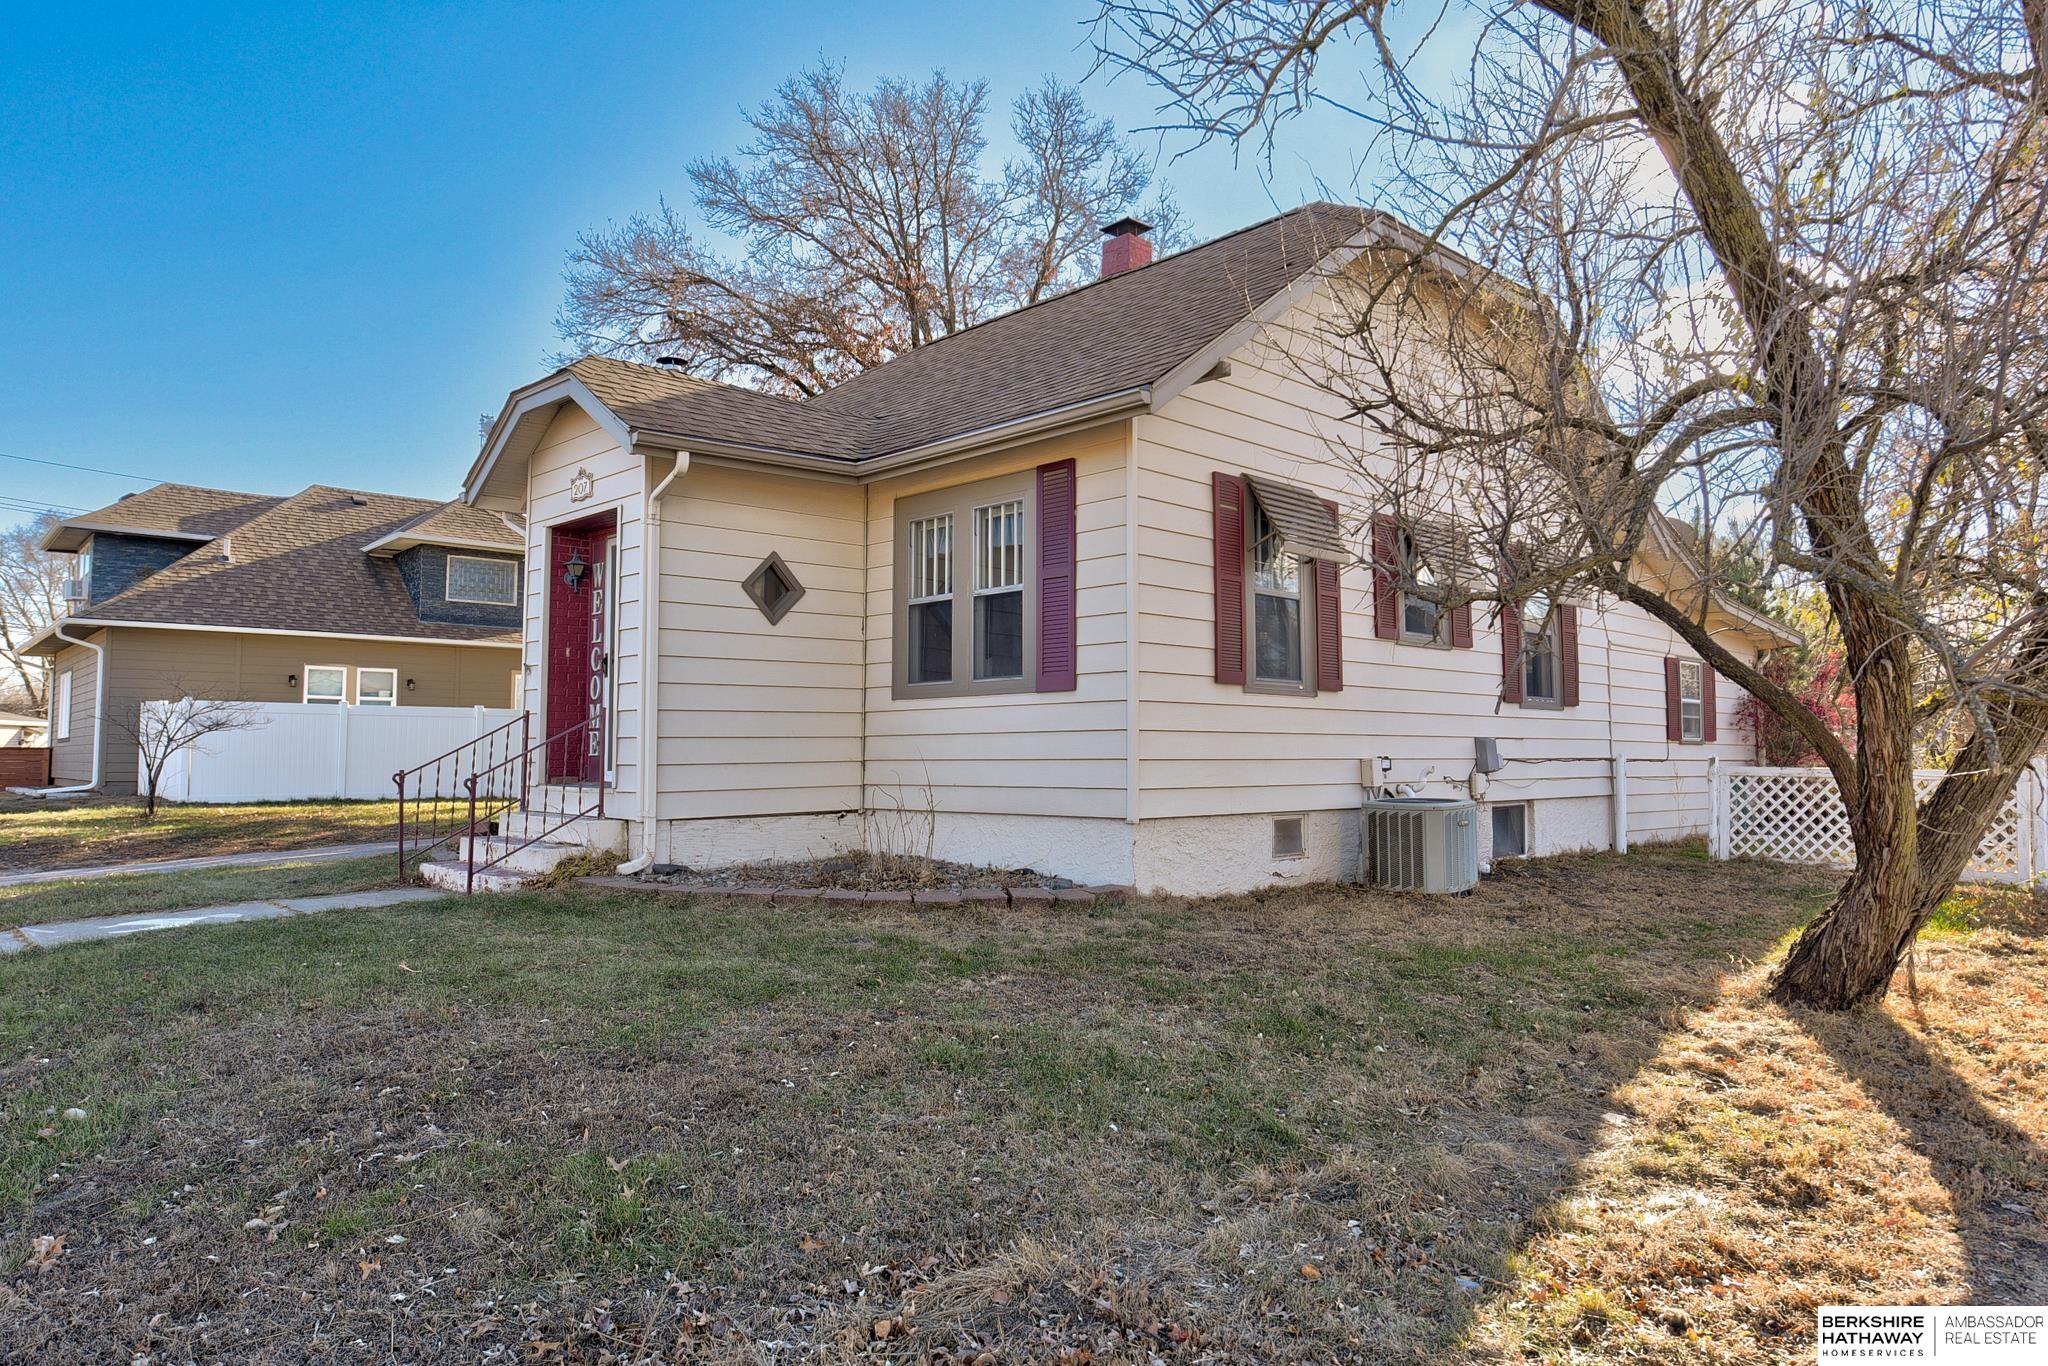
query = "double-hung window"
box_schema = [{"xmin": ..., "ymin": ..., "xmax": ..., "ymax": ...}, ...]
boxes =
[
  {"xmin": 1249, "ymin": 497, "xmax": 1305, "ymax": 685},
  {"xmin": 304, "ymin": 666, "xmax": 347, "ymax": 705},
  {"xmin": 1398, "ymin": 529, "xmax": 1448, "ymax": 646},
  {"xmin": 357, "ymin": 668, "xmax": 398, "ymax": 706},
  {"xmin": 895, "ymin": 471, "xmax": 1037, "ymax": 697},
  {"xmin": 1678, "ymin": 659, "xmax": 1705, "ymax": 741},
  {"xmin": 973, "ymin": 499, "xmax": 1026, "ymax": 680},
  {"xmin": 1521, "ymin": 593, "xmax": 1561, "ymax": 706},
  {"xmin": 905, "ymin": 513, "xmax": 954, "ymax": 685}
]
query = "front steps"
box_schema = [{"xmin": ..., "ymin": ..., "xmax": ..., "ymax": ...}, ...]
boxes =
[{"xmin": 415, "ymin": 808, "xmax": 629, "ymax": 894}]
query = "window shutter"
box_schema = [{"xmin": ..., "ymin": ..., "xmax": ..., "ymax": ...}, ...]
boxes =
[
  {"xmin": 1701, "ymin": 664, "xmax": 1718, "ymax": 741},
  {"xmin": 1500, "ymin": 601, "xmax": 1523, "ymax": 704},
  {"xmin": 1450, "ymin": 599, "xmax": 1473, "ymax": 648},
  {"xmin": 1212, "ymin": 473, "xmax": 1246, "ymax": 685},
  {"xmin": 1371, "ymin": 514, "xmax": 1400, "ymax": 640},
  {"xmin": 1315, "ymin": 498, "xmax": 1343, "ymax": 691},
  {"xmin": 1665, "ymin": 656, "xmax": 1683, "ymax": 740},
  {"xmin": 1558, "ymin": 604, "xmax": 1580, "ymax": 707},
  {"xmin": 1035, "ymin": 459, "xmax": 1078, "ymax": 692}
]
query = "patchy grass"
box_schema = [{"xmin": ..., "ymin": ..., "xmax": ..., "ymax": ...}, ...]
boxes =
[
  {"xmin": 0, "ymin": 856, "xmax": 397, "ymax": 928},
  {"xmin": 0, "ymin": 796, "xmax": 400, "ymax": 871},
  {"xmin": 0, "ymin": 851, "xmax": 2040, "ymax": 1362}
]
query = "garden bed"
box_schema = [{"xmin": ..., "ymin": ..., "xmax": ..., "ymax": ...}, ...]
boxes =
[{"xmin": 621, "ymin": 851, "xmax": 1130, "ymax": 904}]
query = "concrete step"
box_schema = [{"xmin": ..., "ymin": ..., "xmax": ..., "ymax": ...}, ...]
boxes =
[
  {"xmin": 418, "ymin": 859, "xmax": 530, "ymax": 894},
  {"xmin": 495, "ymin": 810, "xmax": 628, "ymax": 852},
  {"xmin": 458, "ymin": 835, "xmax": 583, "ymax": 876}
]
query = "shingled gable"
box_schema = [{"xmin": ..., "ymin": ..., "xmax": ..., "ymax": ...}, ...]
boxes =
[
  {"xmin": 40, "ymin": 483, "xmax": 283, "ymax": 554},
  {"xmin": 467, "ymin": 201, "xmax": 1379, "ymax": 494},
  {"xmin": 44, "ymin": 485, "xmax": 520, "ymax": 646}
]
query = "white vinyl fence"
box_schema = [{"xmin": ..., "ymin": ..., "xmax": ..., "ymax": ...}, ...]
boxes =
[
  {"xmin": 1710, "ymin": 761, "xmax": 2048, "ymax": 886},
  {"xmin": 146, "ymin": 700, "xmax": 521, "ymax": 803}
]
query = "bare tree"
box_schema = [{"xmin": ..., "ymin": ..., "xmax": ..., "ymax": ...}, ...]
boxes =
[
  {"xmin": 0, "ymin": 512, "xmax": 68, "ymax": 713},
  {"xmin": 559, "ymin": 65, "xmax": 1181, "ymax": 393},
  {"xmin": 1096, "ymin": 0, "xmax": 2047, "ymax": 1007},
  {"xmin": 115, "ymin": 692, "xmax": 260, "ymax": 819}
]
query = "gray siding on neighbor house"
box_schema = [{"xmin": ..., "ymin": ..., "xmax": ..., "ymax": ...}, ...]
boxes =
[
  {"xmin": 394, "ymin": 546, "xmax": 523, "ymax": 629},
  {"xmin": 86, "ymin": 532, "xmax": 198, "ymax": 604}
]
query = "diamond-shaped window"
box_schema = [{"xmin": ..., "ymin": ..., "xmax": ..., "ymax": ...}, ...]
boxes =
[{"xmin": 742, "ymin": 552, "xmax": 805, "ymax": 625}]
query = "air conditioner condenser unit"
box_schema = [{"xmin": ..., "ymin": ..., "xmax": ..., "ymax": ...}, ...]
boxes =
[{"xmin": 1360, "ymin": 796, "xmax": 1480, "ymax": 893}]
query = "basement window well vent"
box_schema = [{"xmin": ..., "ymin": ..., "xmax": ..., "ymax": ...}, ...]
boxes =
[
  {"xmin": 1490, "ymin": 803, "xmax": 1529, "ymax": 859},
  {"xmin": 1272, "ymin": 816, "xmax": 1307, "ymax": 860},
  {"xmin": 742, "ymin": 551, "xmax": 806, "ymax": 625}
]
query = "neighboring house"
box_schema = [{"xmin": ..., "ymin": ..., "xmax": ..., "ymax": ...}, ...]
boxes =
[
  {"xmin": 0, "ymin": 710, "xmax": 47, "ymax": 748},
  {"xmin": 25, "ymin": 483, "xmax": 525, "ymax": 793},
  {"xmin": 469, "ymin": 203, "xmax": 1792, "ymax": 893}
]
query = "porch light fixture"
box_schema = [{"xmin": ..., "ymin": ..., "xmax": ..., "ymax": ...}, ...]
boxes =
[
  {"xmin": 562, "ymin": 548, "xmax": 590, "ymax": 593},
  {"xmin": 405, "ymin": 677, "xmax": 416, "ymax": 692},
  {"xmin": 287, "ymin": 672, "xmax": 298, "ymax": 688}
]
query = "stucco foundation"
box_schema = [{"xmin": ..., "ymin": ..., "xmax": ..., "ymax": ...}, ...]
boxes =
[
  {"xmin": 1133, "ymin": 810, "xmax": 1359, "ymax": 896},
  {"xmin": 653, "ymin": 812, "xmax": 861, "ymax": 867}
]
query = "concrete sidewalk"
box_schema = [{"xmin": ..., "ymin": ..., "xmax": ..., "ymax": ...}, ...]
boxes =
[
  {"xmin": 0, "ymin": 841, "xmax": 400, "ymax": 889},
  {"xmin": 2, "ymin": 886, "xmax": 444, "ymax": 954}
]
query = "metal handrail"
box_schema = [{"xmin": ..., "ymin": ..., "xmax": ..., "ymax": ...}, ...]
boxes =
[
  {"xmin": 460, "ymin": 713, "xmax": 606, "ymax": 894},
  {"xmin": 393, "ymin": 711, "xmax": 530, "ymax": 877}
]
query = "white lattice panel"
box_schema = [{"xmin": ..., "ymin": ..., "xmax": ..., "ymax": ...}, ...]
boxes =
[{"xmin": 1720, "ymin": 766, "xmax": 2039, "ymax": 885}]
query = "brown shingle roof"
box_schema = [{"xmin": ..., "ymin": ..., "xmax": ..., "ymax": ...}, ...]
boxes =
[
  {"xmin": 78, "ymin": 486, "xmax": 517, "ymax": 644},
  {"xmin": 375, "ymin": 499, "xmax": 524, "ymax": 551},
  {"xmin": 43, "ymin": 483, "xmax": 282, "ymax": 552},
  {"xmin": 556, "ymin": 202, "xmax": 1374, "ymax": 463}
]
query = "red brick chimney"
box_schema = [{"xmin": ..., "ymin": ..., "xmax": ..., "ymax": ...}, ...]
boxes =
[{"xmin": 1099, "ymin": 216, "xmax": 1154, "ymax": 278}]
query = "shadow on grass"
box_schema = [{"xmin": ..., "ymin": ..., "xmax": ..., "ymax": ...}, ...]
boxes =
[{"xmin": 1796, "ymin": 1003, "xmax": 2048, "ymax": 1301}]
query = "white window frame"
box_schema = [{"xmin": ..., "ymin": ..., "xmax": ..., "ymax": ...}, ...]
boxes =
[
  {"xmin": 303, "ymin": 665, "xmax": 348, "ymax": 705},
  {"xmin": 892, "ymin": 471, "xmax": 1037, "ymax": 699},
  {"xmin": 1245, "ymin": 492, "xmax": 1314, "ymax": 694},
  {"xmin": 1521, "ymin": 594, "xmax": 1561, "ymax": 707},
  {"xmin": 444, "ymin": 554, "xmax": 520, "ymax": 606},
  {"xmin": 356, "ymin": 667, "xmax": 399, "ymax": 707},
  {"xmin": 971, "ymin": 497, "xmax": 1027, "ymax": 682},
  {"xmin": 54, "ymin": 670, "xmax": 72, "ymax": 741},
  {"xmin": 1678, "ymin": 658, "xmax": 1706, "ymax": 742},
  {"xmin": 1397, "ymin": 527, "xmax": 1450, "ymax": 648}
]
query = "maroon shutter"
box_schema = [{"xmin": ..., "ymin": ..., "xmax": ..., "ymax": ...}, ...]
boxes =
[
  {"xmin": 1371, "ymin": 514, "xmax": 1400, "ymax": 640},
  {"xmin": 1701, "ymin": 664, "xmax": 1718, "ymax": 741},
  {"xmin": 1212, "ymin": 473, "xmax": 1246, "ymax": 685},
  {"xmin": 1450, "ymin": 599, "xmax": 1473, "ymax": 648},
  {"xmin": 1558, "ymin": 604, "xmax": 1580, "ymax": 707},
  {"xmin": 1314, "ymin": 498, "xmax": 1344, "ymax": 691},
  {"xmin": 1664, "ymin": 656, "xmax": 1683, "ymax": 740},
  {"xmin": 1500, "ymin": 599, "xmax": 1523, "ymax": 704},
  {"xmin": 1035, "ymin": 459, "xmax": 1077, "ymax": 692}
]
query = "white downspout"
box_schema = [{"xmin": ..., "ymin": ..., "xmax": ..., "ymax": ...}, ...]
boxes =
[
  {"xmin": 616, "ymin": 450, "xmax": 686, "ymax": 875},
  {"xmin": 1610, "ymin": 753, "xmax": 1629, "ymax": 855},
  {"xmin": 40, "ymin": 623, "xmax": 108, "ymax": 793}
]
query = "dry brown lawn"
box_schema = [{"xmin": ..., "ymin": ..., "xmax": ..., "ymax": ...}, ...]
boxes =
[
  {"xmin": 0, "ymin": 845, "xmax": 2040, "ymax": 1361},
  {"xmin": 0, "ymin": 795, "xmax": 401, "ymax": 871}
]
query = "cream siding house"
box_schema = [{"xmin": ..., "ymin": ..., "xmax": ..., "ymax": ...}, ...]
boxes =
[{"xmin": 463, "ymin": 205, "xmax": 1791, "ymax": 894}]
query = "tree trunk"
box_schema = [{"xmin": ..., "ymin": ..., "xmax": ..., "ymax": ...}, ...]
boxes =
[{"xmin": 1770, "ymin": 605, "xmax": 1919, "ymax": 1008}]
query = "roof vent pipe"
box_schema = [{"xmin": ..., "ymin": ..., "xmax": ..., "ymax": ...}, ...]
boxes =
[{"xmin": 1100, "ymin": 217, "xmax": 1154, "ymax": 278}]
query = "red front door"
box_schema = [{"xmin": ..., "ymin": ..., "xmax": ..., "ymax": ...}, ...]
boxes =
[{"xmin": 546, "ymin": 518, "xmax": 615, "ymax": 783}]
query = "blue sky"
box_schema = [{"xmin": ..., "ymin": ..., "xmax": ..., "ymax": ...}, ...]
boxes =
[{"xmin": 0, "ymin": 1, "xmax": 1387, "ymax": 524}]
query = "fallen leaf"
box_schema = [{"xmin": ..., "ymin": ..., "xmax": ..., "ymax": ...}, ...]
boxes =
[
  {"xmin": 358, "ymin": 1257, "xmax": 382, "ymax": 1281},
  {"xmin": 395, "ymin": 962, "xmax": 416, "ymax": 973},
  {"xmin": 798, "ymin": 1235, "xmax": 827, "ymax": 1253},
  {"xmin": 1299, "ymin": 1264, "xmax": 1322, "ymax": 1280},
  {"xmin": 27, "ymin": 1233, "xmax": 65, "ymax": 1274}
]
